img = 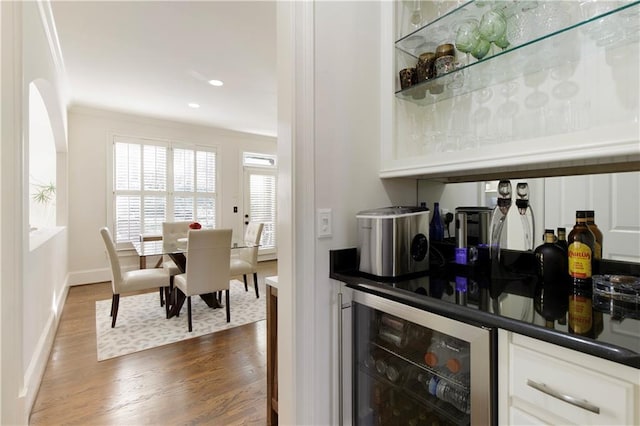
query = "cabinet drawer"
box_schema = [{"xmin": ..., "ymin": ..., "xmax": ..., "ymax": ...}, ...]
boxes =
[{"xmin": 509, "ymin": 344, "xmax": 635, "ymax": 425}]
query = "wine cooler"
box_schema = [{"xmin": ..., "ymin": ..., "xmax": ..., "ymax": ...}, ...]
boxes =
[{"xmin": 351, "ymin": 291, "xmax": 496, "ymax": 425}]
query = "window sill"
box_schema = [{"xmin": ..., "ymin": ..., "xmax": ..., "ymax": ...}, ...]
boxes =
[{"xmin": 29, "ymin": 226, "xmax": 65, "ymax": 251}]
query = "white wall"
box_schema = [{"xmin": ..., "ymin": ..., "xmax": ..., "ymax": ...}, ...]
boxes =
[
  {"xmin": 1, "ymin": 1, "xmax": 69, "ymax": 423},
  {"xmin": 277, "ymin": 2, "xmax": 416, "ymax": 424},
  {"xmin": 66, "ymin": 107, "xmax": 277, "ymax": 285}
]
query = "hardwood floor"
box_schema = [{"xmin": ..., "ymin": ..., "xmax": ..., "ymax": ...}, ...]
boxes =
[{"xmin": 29, "ymin": 261, "xmax": 277, "ymax": 425}]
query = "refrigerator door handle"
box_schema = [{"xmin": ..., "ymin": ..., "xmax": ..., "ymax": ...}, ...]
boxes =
[{"xmin": 526, "ymin": 379, "xmax": 600, "ymax": 414}]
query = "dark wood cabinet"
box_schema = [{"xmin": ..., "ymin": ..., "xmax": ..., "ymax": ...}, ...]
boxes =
[{"xmin": 266, "ymin": 277, "xmax": 278, "ymax": 425}]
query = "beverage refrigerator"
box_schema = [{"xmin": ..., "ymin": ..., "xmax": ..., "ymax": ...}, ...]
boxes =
[{"xmin": 349, "ymin": 290, "xmax": 496, "ymax": 425}]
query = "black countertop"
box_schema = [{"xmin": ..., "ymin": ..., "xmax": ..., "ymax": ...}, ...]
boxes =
[{"xmin": 330, "ymin": 246, "xmax": 640, "ymax": 369}]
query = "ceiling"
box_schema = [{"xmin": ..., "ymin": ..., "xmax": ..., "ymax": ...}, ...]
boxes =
[{"xmin": 50, "ymin": 1, "xmax": 277, "ymax": 137}]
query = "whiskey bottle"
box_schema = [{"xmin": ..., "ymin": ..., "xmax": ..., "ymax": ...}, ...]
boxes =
[
  {"xmin": 556, "ymin": 227, "xmax": 568, "ymax": 253},
  {"xmin": 567, "ymin": 211, "xmax": 596, "ymax": 337},
  {"xmin": 567, "ymin": 211, "xmax": 595, "ymax": 286},
  {"xmin": 568, "ymin": 281, "xmax": 594, "ymax": 338},
  {"xmin": 585, "ymin": 210, "xmax": 603, "ymax": 260}
]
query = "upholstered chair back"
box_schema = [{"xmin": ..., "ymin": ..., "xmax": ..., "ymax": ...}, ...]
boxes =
[
  {"xmin": 100, "ymin": 227, "xmax": 123, "ymax": 293},
  {"xmin": 238, "ymin": 222, "xmax": 264, "ymax": 264},
  {"xmin": 184, "ymin": 229, "xmax": 232, "ymax": 296}
]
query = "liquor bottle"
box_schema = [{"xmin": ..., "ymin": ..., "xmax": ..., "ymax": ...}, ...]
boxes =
[
  {"xmin": 533, "ymin": 230, "xmax": 569, "ymax": 328},
  {"xmin": 568, "ymin": 281, "xmax": 594, "ymax": 337},
  {"xmin": 567, "ymin": 211, "xmax": 596, "ymax": 337},
  {"xmin": 585, "ymin": 211, "xmax": 604, "ymax": 337},
  {"xmin": 568, "ymin": 211, "xmax": 595, "ymax": 284},
  {"xmin": 430, "ymin": 202, "xmax": 444, "ymax": 242},
  {"xmin": 585, "ymin": 210, "xmax": 603, "ymax": 260},
  {"xmin": 535, "ymin": 229, "xmax": 569, "ymax": 289},
  {"xmin": 556, "ymin": 227, "xmax": 568, "ymax": 253}
]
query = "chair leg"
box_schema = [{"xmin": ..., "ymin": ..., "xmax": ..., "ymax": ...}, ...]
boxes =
[
  {"xmin": 110, "ymin": 294, "xmax": 116, "ymax": 317},
  {"xmin": 165, "ymin": 276, "xmax": 174, "ymax": 319},
  {"xmin": 243, "ymin": 274, "xmax": 248, "ymax": 291},
  {"xmin": 111, "ymin": 294, "xmax": 120, "ymax": 328},
  {"xmin": 159, "ymin": 287, "xmax": 164, "ymax": 307},
  {"xmin": 253, "ymin": 272, "xmax": 259, "ymax": 298},
  {"xmin": 187, "ymin": 296, "xmax": 193, "ymax": 332},
  {"xmin": 225, "ymin": 290, "xmax": 230, "ymax": 323}
]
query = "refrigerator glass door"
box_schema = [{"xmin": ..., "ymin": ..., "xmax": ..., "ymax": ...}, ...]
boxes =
[{"xmin": 353, "ymin": 291, "xmax": 493, "ymax": 425}]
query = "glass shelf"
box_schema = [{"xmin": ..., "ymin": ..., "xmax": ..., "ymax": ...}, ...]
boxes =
[{"xmin": 395, "ymin": 0, "xmax": 640, "ymax": 105}]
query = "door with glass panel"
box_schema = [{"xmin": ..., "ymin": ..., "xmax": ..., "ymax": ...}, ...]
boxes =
[{"xmin": 243, "ymin": 166, "xmax": 277, "ymax": 258}]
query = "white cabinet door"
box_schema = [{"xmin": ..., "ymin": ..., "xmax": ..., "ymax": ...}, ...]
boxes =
[
  {"xmin": 499, "ymin": 330, "xmax": 640, "ymax": 426},
  {"xmin": 544, "ymin": 171, "xmax": 640, "ymax": 262}
]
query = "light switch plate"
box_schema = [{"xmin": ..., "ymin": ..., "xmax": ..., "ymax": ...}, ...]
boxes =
[{"xmin": 317, "ymin": 208, "xmax": 332, "ymax": 238}]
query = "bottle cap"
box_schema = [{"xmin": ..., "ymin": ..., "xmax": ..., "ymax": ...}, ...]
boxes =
[
  {"xmin": 424, "ymin": 352, "xmax": 438, "ymax": 367},
  {"xmin": 575, "ymin": 210, "xmax": 587, "ymax": 219},
  {"xmin": 446, "ymin": 358, "xmax": 462, "ymax": 373}
]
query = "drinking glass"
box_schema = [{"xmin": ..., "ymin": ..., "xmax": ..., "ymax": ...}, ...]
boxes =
[
  {"xmin": 479, "ymin": 9, "xmax": 507, "ymax": 43},
  {"xmin": 455, "ymin": 19, "xmax": 481, "ymax": 64},
  {"xmin": 471, "ymin": 38, "xmax": 491, "ymax": 60}
]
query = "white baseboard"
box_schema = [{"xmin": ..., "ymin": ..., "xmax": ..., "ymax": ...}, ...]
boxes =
[
  {"xmin": 21, "ymin": 278, "xmax": 69, "ymax": 419},
  {"xmin": 68, "ymin": 267, "xmax": 111, "ymax": 286}
]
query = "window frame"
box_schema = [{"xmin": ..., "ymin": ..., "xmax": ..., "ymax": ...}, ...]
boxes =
[{"xmin": 107, "ymin": 134, "xmax": 219, "ymax": 249}]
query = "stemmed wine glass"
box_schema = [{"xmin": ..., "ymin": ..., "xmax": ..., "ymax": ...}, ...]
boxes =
[
  {"xmin": 455, "ymin": 19, "xmax": 481, "ymax": 65},
  {"xmin": 409, "ymin": 0, "xmax": 423, "ymax": 30}
]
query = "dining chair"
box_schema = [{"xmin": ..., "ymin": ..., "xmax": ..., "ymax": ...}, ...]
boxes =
[
  {"xmin": 173, "ymin": 228, "xmax": 233, "ymax": 332},
  {"xmin": 161, "ymin": 221, "xmax": 191, "ymax": 276},
  {"xmin": 230, "ymin": 222, "xmax": 264, "ymax": 298},
  {"xmin": 138, "ymin": 232, "xmax": 165, "ymax": 308},
  {"xmin": 100, "ymin": 227, "xmax": 170, "ymax": 328}
]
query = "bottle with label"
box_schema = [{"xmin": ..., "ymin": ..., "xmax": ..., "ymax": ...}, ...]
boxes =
[
  {"xmin": 430, "ymin": 202, "xmax": 444, "ymax": 242},
  {"xmin": 568, "ymin": 282, "xmax": 594, "ymax": 337},
  {"xmin": 585, "ymin": 210, "xmax": 603, "ymax": 260},
  {"xmin": 567, "ymin": 211, "xmax": 596, "ymax": 337},
  {"xmin": 568, "ymin": 211, "xmax": 595, "ymax": 283}
]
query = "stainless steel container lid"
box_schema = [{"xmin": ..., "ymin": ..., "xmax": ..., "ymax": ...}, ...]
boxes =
[{"xmin": 356, "ymin": 206, "xmax": 429, "ymax": 218}]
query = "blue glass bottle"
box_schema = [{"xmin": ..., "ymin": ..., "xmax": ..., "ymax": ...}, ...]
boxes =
[{"xmin": 430, "ymin": 202, "xmax": 444, "ymax": 242}]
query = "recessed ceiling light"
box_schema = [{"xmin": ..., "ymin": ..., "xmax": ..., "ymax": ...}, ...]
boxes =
[
  {"xmin": 208, "ymin": 79, "xmax": 224, "ymax": 87},
  {"xmin": 188, "ymin": 103, "xmax": 200, "ymax": 109}
]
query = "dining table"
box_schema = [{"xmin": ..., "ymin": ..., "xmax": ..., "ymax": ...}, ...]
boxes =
[{"xmin": 131, "ymin": 236, "xmax": 255, "ymax": 317}]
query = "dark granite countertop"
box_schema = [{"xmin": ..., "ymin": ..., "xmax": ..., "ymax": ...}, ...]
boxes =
[{"xmin": 330, "ymin": 246, "xmax": 640, "ymax": 369}]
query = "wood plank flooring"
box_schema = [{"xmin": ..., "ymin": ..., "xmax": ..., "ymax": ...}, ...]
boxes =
[{"xmin": 29, "ymin": 261, "xmax": 277, "ymax": 425}]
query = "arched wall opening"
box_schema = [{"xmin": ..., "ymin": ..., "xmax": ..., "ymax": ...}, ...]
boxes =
[{"xmin": 28, "ymin": 82, "xmax": 57, "ymax": 231}]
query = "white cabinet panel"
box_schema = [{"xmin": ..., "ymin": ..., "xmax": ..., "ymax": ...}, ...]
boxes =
[
  {"xmin": 499, "ymin": 330, "xmax": 640, "ymax": 426},
  {"xmin": 544, "ymin": 171, "xmax": 640, "ymax": 262},
  {"xmin": 385, "ymin": 2, "xmax": 640, "ymax": 180}
]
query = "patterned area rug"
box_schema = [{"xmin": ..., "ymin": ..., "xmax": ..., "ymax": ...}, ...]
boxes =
[{"xmin": 95, "ymin": 279, "xmax": 265, "ymax": 361}]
